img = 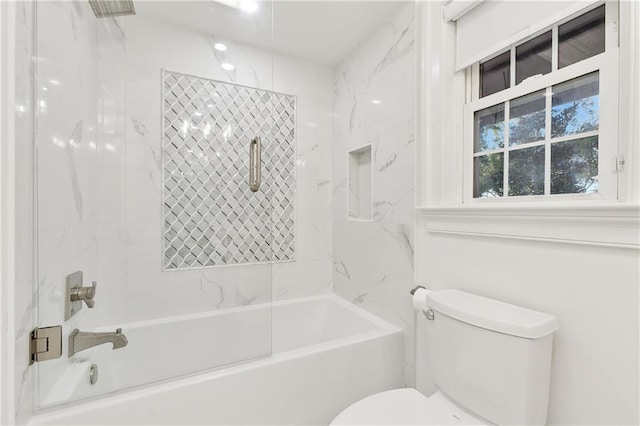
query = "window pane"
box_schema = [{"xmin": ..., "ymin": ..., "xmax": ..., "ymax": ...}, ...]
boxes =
[
  {"xmin": 509, "ymin": 146, "xmax": 545, "ymax": 196},
  {"xmin": 474, "ymin": 153, "xmax": 504, "ymax": 198},
  {"xmin": 480, "ymin": 51, "xmax": 510, "ymax": 97},
  {"xmin": 551, "ymin": 72, "xmax": 599, "ymax": 138},
  {"xmin": 551, "ymin": 136, "xmax": 598, "ymax": 194},
  {"xmin": 474, "ymin": 104, "xmax": 505, "ymax": 152},
  {"xmin": 509, "ymin": 90, "xmax": 546, "ymax": 146},
  {"xmin": 559, "ymin": 5, "xmax": 605, "ymax": 69},
  {"xmin": 516, "ymin": 31, "xmax": 552, "ymax": 85}
]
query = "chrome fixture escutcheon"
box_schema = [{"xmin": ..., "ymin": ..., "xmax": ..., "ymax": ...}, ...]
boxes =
[{"xmin": 65, "ymin": 271, "xmax": 98, "ymax": 320}]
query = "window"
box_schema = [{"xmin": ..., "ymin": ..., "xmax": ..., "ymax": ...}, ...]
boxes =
[{"xmin": 465, "ymin": 3, "xmax": 618, "ymax": 201}]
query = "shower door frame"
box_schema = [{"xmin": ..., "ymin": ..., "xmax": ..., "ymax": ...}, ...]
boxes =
[
  {"xmin": 28, "ymin": 0, "xmax": 277, "ymax": 410},
  {"xmin": 1, "ymin": 0, "xmax": 40, "ymax": 423}
]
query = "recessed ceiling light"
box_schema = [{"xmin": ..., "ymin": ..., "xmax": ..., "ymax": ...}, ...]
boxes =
[
  {"xmin": 213, "ymin": 0, "xmax": 259, "ymax": 13},
  {"xmin": 221, "ymin": 62, "xmax": 235, "ymax": 71},
  {"xmin": 214, "ymin": 43, "xmax": 227, "ymax": 52},
  {"xmin": 240, "ymin": 1, "xmax": 258, "ymax": 13},
  {"xmin": 371, "ymin": 99, "xmax": 381, "ymax": 105}
]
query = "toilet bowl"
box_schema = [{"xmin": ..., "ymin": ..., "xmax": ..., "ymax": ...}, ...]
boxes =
[
  {"xmin": 330, "ymin": 289, "xmax": 559, "ymax": 425},
  {"xmin": 331, "ymin": 388, "xmax": 487, "ymax": 425}
]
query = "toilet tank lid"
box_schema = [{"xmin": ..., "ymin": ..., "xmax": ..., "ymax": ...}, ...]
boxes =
[{"xmin": 426, "ymin": 290, "xmax": 559, "ymax": 339}]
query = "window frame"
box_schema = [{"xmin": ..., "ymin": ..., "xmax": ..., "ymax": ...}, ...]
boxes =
[
  {"xmin": 462, "ymin": 0, "xmax": 619, "ymax": 204},
  {"xmin": 415, "ymin": 0, "xmax": 639, "ymax": 249}
]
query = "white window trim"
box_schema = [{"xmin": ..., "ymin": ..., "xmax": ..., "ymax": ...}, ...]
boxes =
[
  {"xmin": 415, "ymin": 0, "xmax": 640, "ymax": 249},
  {"xmin": 420, "ymin": 203, "xmax": 639, "ymax": 249}
]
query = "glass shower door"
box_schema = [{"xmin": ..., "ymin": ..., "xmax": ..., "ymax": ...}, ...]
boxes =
[{"xmin": 34, "ymin": 0, "xmax": 276, "ymax": 408}]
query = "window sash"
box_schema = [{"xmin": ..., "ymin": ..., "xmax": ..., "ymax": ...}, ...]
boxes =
[
  {"xmin": 463, "ymin": 50, "xmax": 619, "ymax": 203},
  {"xmin": 473, "ymin": 0, "xmax": 614, "ymax": 101},
  {"xmin": 454, "ymin": 1, "xmax": 602, "ymax": 71},
  {"xmin": 470, "ymin": 53, "xmax": 605, "ymax": 112}
]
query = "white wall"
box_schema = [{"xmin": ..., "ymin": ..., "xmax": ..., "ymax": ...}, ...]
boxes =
[
  {"xmin": 414, "ymin": 1, "xmax": 640, "ymax": 424},
  {"xmin": 415, "ymin": 228, "xmax": 639, "ymax": 424},
  {"xmin": 332, "ymin": 3, "xmax": 416, "ymax": 386}
]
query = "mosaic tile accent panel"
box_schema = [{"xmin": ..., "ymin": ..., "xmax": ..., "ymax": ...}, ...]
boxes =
[{"xmin": 162, "ymin": 70, "xmax": 296, "ymax": 269}]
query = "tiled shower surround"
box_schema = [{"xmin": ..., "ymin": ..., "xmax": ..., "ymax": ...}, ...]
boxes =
[
  {"xmin": 32, "ymin": 1, "xmax": 409, "ymax": 406},
  {"xmin": 36, "ymin": 5, "xmax": 333, "ymax": 344},
  {"xmin": 162, "ymin": 71, "xmax": 296, "ymax": 269}
]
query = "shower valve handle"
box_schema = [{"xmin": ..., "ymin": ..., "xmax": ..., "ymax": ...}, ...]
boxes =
[{"xmin": 70, "ymin": 281, "xmax": 97, "ymax": 309}]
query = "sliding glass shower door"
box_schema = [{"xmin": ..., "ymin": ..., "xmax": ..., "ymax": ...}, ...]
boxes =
[{"xmin": 34, "ymin": 0, "xmax": 280, "ymax": 408}]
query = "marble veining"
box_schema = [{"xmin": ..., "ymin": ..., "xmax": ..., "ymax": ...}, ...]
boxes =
[
  {"xmin": 131, "ymin": 116, "xmax": 147, "ymax": 135},
  {"xmin": 371, "ymin": 17, "xmax": 416, "ymax": 76},
  {"xmin": 377, "ymin": 152, "xmax": 397, "ymax": 172},
  {"xmin": 66, "ymin": 120, "xmax": 84, "ymax": 221},
  {"xmin": 349, "ymin": 94, "xmax": 358, "ymax": 134},
  {"xmin": 352, "ymin": 293, "xmax": 367, "ymax": 305},
  {"xmin": 199, "ymin": 273, "xmax": 225, "ymax": 309},
  {"xmin": 130, "ymin": 117, "xmax": 161, "ymax": 170},
  {"xmin": 380, "ymin": 223, "xmax": 414, "ymax": 268},
  {"xmin": 333, "ymin": 260, "xmax": 351, "ymax": 281}
]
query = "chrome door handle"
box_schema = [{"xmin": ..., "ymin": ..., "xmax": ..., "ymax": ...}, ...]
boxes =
[{"xmin": 249, "ymin": 136, "xmax": 261, "ymax": 192}]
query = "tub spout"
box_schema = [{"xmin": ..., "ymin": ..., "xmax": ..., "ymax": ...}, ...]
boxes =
[{"xmin": 69, "ymin": 328, "xmax": 128, "ymax": 357}]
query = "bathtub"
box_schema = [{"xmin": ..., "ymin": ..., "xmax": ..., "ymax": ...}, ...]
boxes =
[{"xmin": 30, "ymin": 294, "xmax": 403, "ymax": 425}]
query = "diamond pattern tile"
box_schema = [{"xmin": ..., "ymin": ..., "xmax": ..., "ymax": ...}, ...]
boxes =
[{"xmin": 162, "ymin": 70, "xmax": 296, "ymax": 269}]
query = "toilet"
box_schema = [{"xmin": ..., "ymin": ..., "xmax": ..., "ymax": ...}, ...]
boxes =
[{"xmin": 331, "ymin": 289, "xmax": 559, "ymax": 425}]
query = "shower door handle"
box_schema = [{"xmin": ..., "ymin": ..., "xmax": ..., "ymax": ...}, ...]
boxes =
[{"xmin": 249, "ymin": 136, "xmax": 261, "ymax": 192}]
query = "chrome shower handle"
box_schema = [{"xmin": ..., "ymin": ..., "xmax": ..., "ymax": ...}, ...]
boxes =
[
  {"xmin": 70, "ymin": 281, "xmax": 97, "ymax": 309},
  {"xmin": 249, "ymin": 136, "xmax": 261, "ymax": 192}
]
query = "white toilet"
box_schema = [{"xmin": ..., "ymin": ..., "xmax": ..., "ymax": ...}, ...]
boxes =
[{"xmin": 331, "ymin": 289, "xmax": 559, "ymax": 425}]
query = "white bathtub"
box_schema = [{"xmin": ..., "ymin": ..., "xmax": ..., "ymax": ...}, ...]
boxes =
[{"xmin": 30, "ymin": 294, "xmax": 403, "ymax": 425}]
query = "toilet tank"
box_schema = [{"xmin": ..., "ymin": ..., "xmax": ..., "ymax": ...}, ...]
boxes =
[{"xmin": 425, "ymin": 290, "xmax": 558, "ymax": 425}]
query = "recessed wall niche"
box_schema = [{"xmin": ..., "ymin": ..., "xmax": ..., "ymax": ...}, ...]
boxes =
[{"xmin": 348, "ymin": 145, "xmax": 372, "ymax": 221}]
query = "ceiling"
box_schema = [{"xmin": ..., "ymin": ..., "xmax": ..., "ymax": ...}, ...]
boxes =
[{"xmin": 134, "ymin": 1, "xmax": 407, "ymax": 65}]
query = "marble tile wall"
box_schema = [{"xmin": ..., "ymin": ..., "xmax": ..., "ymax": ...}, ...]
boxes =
[
  {"xmin": 119, "ymin": 15, "xmax": 333, "ymax": 320},
  {"xmin": 331, "ymin": 3, "xmax": 416, "ymax": 387}
]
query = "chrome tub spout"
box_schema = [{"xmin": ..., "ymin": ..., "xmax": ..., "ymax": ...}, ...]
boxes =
[{"xmin": 69, "ymin": 328, "xmax": 128, "ymax": 357}]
